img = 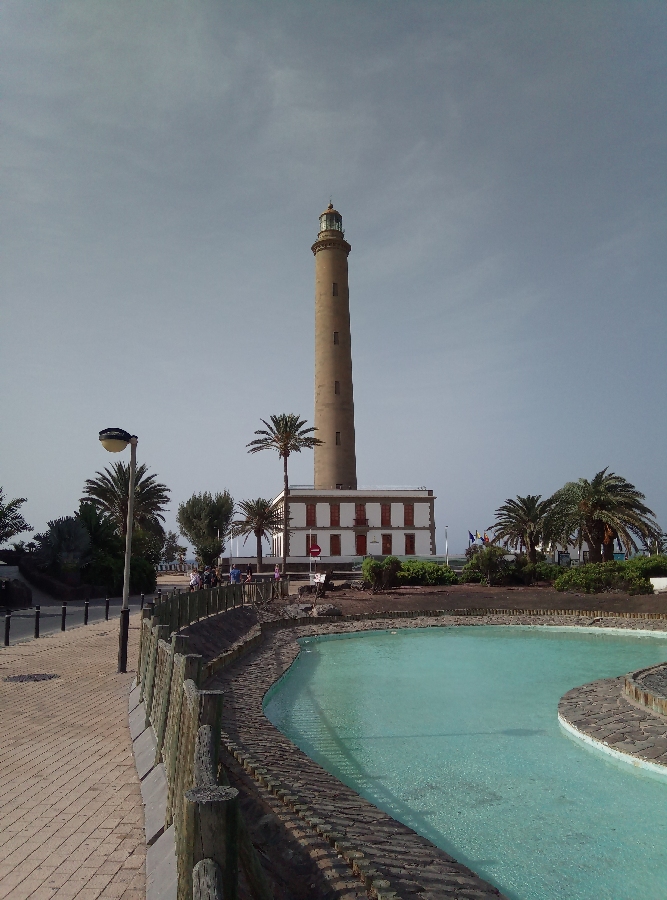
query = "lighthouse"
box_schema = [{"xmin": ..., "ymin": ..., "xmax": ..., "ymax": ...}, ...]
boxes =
[
  {"xmin": 268, "ymin": 203, "xmax": 436, "ymax": 564},
  {"xmin": 312, "ymin": 204, "xmax": 357, "ymax": 490}
]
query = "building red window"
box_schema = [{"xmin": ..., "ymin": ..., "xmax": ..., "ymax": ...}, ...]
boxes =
[
  {"xmin": 306, "ymin": 533, "xmax": 318, "ymax": 554},
  {"xmin": 354, "ymin": 503, "xmax": 367, "ymax": 526},
  {"xmin": 382, "ymin": 534, "xmax": 392, "ymax": 555},
  {"xmin": 330, "ymin": 503, "xmax": 340, "ymax": 527},
  {"xmin": 381, "ymin": 503, "xmax": 391, "ymax": 527},
  {"xmin": 404, "ymin": 503, "xmax": 414, "ymax": 527},
  {"xmin": 330, "ymin": 534, "xmax": 341, "ymax": 556},
  {"xmin": 306, "ymin": 504, "xmax": 316, "ymax": 527},
  {"xmin": 405, "ymin": 534, "xmax": 416, "ymax": 555},
  {"xmin": 355, "ymin": 533, "xmax": 367, "ymax": 556}
]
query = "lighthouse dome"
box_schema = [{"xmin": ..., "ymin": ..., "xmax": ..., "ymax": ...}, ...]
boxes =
[{"xmin": 319, "ymin": 203, "xmax": 343, "ymax": 235}]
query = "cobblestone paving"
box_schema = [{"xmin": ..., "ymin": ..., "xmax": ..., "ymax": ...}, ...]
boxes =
[
  {"xmin": 639, "ymin": 664, "xmax": 667, "ymax": 697},
  {"xmin": 0, "ymin": 617, "xmax": 145, "ymax": 900},
  {"xmin": 559, "ymin": 676, "xmax": 667, "ymax": 765}
]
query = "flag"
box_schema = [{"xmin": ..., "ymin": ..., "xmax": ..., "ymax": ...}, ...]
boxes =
[
  {"xmin": 468, "ymin": 531, "xmax": 475, "ymax": 543},
  {"xmin": 475, "ymin": 530, "xmax": 482, "ymax": 541},
  {"xmin": 483, "ymin": 532, "xmax": 490, "ymax": 543}
]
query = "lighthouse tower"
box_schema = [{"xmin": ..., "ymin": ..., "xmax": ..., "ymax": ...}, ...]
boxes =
[
  {"xmin": 312, "ymin": 204, "xmax": 357, "ymax": 490},
  {"xmin": 268, "ymin": 203, "xmax": 436, "ymax": 565}
]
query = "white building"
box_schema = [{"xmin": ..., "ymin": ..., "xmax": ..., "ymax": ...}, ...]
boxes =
[{"xmin": 271, "ymin": 487, "xmax": 436, "ymax": 564}]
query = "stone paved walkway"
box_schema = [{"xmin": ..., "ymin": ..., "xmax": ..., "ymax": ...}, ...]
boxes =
[
  {"xmin": 559, "ymin": 675, "xmax": 667, "ymax": 766},
  {"xmin": 0, "ymin": 616, "xmax": 145, "ymax": 900}
]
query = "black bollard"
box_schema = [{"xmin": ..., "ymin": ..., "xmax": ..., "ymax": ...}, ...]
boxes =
[
  {"xmin": 140, "ymin": 593, "xmax": 145, "ymax": 610},
  {"xmin": 105, "ymin": 597, "xmax": 110, "ymax": 621},
  {"xmin": 118, "ymin": 607, "xmax": 130, "ymax": 673},
  {"xmin": 61, "ymin": 601, "xmax": 67, "ymax": 631},
  {"xmin": 4, "ymin": 609, "xmax": 10, "ymax": 647},
  {"xmin": 84, "ymin": 600, "xmax": 89, "ymax": 625},
  {"xmin": 34, "ymin": 605, "xmax": 40, "ymax": 639}
]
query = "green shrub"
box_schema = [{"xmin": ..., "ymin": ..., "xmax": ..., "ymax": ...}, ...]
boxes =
[
  {"xmin": 623, "ymin": 554, "xmax": 667, "ymax": 579},
  {"xmin": 554, "ymin": 561, "xmax": 653, "ymax": 595},
  {"xmin": 362, "ymin": 556, "xmax": 458, "ymax": 588},
  {"xmin": 130, "ymin": 555, "xmax": 157, "ymax": 594},
  {"xmin": 397, "ymin": 560, "xmax": 458, "ymax": 586},
  {"xmin": 461, "ymin": 546, "xmax": 510, "ymax": 584}
]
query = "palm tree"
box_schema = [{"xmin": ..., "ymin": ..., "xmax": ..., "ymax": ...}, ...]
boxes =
[
  {"xmin": 230, "ymin": 498, "xmax": 283, "ymax": 571},
  {"xmin": 548, "ymin": 469, "xmax": 660, "ymax": 562},
  {"xmin": 247, "ymin": 414, "xmax": 323, "ymax": 573},
  {"xmin": 81, "ymin": 462, "xmax": 170, "ymax": 538},
  {"xmin": 0, "ymin": 488, "xmax": 33, "ymax": 546},
  {"xmin": 491, "ymin": 494, "xmax": 554, "ymax": 564}
]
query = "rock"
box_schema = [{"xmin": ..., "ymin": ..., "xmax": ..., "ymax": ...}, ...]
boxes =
[
  {"xmin": 337, "ymin": 582, "xmax": 352, "ymax": 590},
  {"xmin": 311, "ymin": 604, "xmax": 342, "ymax": 617},
  {"xmin": 282, "ymin": 603, "xmax": 313, "ymax": 619}
]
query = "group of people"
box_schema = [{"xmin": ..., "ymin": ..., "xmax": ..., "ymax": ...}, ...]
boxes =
[{"xmin": 188, "ymin": 563, "xmax": 282, "ymax": 591}]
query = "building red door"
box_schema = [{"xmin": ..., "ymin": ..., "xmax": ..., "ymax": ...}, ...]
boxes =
[
  {"xmin": 405, "ymin": 533, "xmax": 415, "ymax": 555},
  {"xmin": 381, "ymin": 534, "xmax": 392, "ymax": 555},
  {"xmin": 355, "ymin": 533, "xmax": 367, "ymax": 556},
  {"xmin": 329, "ymin": 534, "xmax": 341, "ymax": 556}
]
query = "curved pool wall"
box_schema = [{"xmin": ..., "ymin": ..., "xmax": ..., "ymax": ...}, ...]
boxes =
[{"xmin": 263, "ymin": 625, "xmax": 667, "ymax": 900}]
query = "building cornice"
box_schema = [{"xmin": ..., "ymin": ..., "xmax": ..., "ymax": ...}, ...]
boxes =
[{"xmin": 311, "ymin": 235, "xmax": 351, "ymax": 257}]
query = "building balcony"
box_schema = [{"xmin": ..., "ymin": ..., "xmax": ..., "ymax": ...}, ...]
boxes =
[{"xmin": 353, "ymin": 517, "xmax": 369, "ymax": 527}]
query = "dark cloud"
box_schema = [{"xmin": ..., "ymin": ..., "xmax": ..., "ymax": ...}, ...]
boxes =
[{"xmin": 2, "ymin": 0, "xmax": 665, "ymax": 548}]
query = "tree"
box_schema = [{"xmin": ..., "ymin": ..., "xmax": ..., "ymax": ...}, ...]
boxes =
[
  {"xmin": 230, "ymin": 499, "xmax": 283, "ymax": 571},
  {"xmin": 247, "ymin": 414, "xmax": 323, "ymax": 573},
  {"xmin": 162, "ymin": 530, "xmax": 187, "ymax": 566},
  {"xmin": 548, "ymin": 468, "xmax": 660, "ymax": 562},
  {"xmin": 491, "ymin": 494, "xmax": 554, "ymax": 564},
  {"xmin": 81, "ymin": 462, "xmax": 170, "ymax": 538},
  {"xmin": 0, "ymin": 489, "xmax": 33, "ymax": 546},
  {"xmin": 34, "ymin": 517, "xmax": 92, "ymax": 575},
  {"xmin": 176, "ymin": 491, "xmax": 234, "ymax": 567}
]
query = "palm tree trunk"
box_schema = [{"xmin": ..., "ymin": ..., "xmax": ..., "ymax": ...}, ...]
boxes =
[
  {"xmin": 256, "ymin": 529, "xmax": 263, "ymax": 572},
  {"xmin": 527, "ymin": 538, "xmax": 537, "ymax": 565},
  {"xmin": 282, "ymin": 454, "xmax": 289, "ymax": 575}
]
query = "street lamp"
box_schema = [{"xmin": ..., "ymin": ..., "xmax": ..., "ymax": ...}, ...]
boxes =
[
  {"xmin": 99, "ymin": 427, "xmax": 137, "ymax": 673},
  {"xmin": 445, "ymin": 526, "xmax": 449, "ymax": 568}
]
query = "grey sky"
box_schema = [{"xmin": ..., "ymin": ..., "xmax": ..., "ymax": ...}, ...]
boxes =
[{"xmin": 2, "ymin": 1, "xmax": 666, "ymax": 554}]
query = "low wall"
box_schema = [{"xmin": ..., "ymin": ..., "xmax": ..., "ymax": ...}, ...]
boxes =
[{"xmin": 623, "ymin": 663, "xmax": 667, "ymax": 717}]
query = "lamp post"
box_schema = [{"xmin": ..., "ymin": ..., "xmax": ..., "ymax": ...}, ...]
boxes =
[
  {"xmin": 445, "ymin": 526, "xmax": 449, "ymax": 568},
  {"xmin": 99, "ymin": 427, "xmax": 138, "ymax": 673}
]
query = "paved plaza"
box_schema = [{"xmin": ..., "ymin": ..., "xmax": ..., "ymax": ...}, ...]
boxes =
[{"xmin": 0, "ymin": 617, "xmax": 145, "ymax": 900}]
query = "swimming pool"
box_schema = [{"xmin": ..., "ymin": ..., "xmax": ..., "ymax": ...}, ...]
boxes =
[{"xmin": 263, "ymin": 626, "xmax": 667, "ymax": 900}]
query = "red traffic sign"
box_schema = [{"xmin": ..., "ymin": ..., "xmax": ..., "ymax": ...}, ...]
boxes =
[{"xmin": 309, "ymin": 544, "xmax": 321, "ymax": 557}]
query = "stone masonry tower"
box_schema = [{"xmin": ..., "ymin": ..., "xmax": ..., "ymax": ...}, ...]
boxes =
[{"xmin": 312, "ymin": 203, "xmax": 357, "ymax": 490}]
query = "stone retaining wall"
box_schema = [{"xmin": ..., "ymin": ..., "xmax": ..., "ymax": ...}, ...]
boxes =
[{"xmin": 623, "ymin": 663, "xmax": 667, "ymax": 717}]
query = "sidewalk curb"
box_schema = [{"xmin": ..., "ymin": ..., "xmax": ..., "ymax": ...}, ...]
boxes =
[{"xmin": 129, "ymin": 678, "xmax": 177, "ymax": 900}]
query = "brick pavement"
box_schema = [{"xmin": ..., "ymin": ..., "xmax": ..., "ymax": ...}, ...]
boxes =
[
  {"xmin": 559, "ymin": 675, "xmax": 667, "ymax": 766},
  {"xmin": 0, "ymin": 616, "xmax": 145, "ymax": 900}
]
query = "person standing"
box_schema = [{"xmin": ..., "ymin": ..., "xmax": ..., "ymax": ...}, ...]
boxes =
[
  {"xmin": 245, "ymin": 564, "xmax": 253, "ymax": 583},
  {"xmin": 189, "ymin": 569, "xmax": 200, "ymax": 592},
  {"xmin": 203, "ymin": 566, "xmax": 211, "ymax": 589},
  {"xmin": 230, "ymin": 563, "xmax": 241, "ymax": 584},
  {"xmin": 274, "ymin": 564, "xmax": 281, "ymax": 581}
]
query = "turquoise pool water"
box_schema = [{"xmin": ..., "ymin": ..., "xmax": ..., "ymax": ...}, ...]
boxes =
[{"xmin": 263, "ymin": 626, "xmax": 667, "ymax": 900}]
